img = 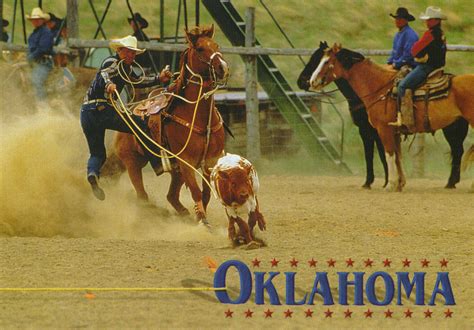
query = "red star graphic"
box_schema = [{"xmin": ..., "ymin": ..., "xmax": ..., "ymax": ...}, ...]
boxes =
[
  {"xmin": 444, "ymin": 309, "xmax": 453, "ymax": 318},
  {"xmin": 327, "ymin": 258, "xmax": 336, "ymax": 267},
  {"xmin": 346, "ymin": 258, "xmax": 354, "ymax": 267},
  {"xmin": 304, "ymin": 309, "xmax": 314, "ymax": 318},
  {"xmin": 384, "ymin": 309, "xmax": 394, "ymax": 318},
  {"xmin": 270, "ymin": 258, "xmax": 279, "ymax": 267},
  {"xmin": 264, "ymin": 309, "xmax": 274, "ymax": 318},
  {"xmin": 284, "ymin": 309, "xmax": 293, "ymax": 318},
  {"xmin": 364, "ymin": 258, "xmax": 374, "ymax": 267},
  {"xmin": 364, "ymin": 309, "xmax": 373, "ymax": 318},
  {"xmin": 244, "ymin": 309, "xmax": 253, "ymax": 318},
  {"xmin": 440, "ymin": 258, "xmax": 449, "ymax": 268},
  {"xmin": 424, "ymin": 309, "xmax": 433, "ymax": 318},
  {"xmin": 251, "ymin": 258, "xmax": 261, "ymax": 267},
  {"xmin": 308, "ymin": 258, "xmax": 317, "ymax": 267},
  {"xmin": 402, "ymin": 258, "xmax": 411, "ymax": 267},
  {"xmin": 224, "ymin": 309, "xmax": 233, "ymax": 318},
  {"xmin": 421, "ymin": 258, "xmax": 430, "ymax": 268},
  {"xmin": 404, "ymin": 309, "xmax": 413, "ymax": 318},
  {"xmin": 344, "ymin": 309, "xmax": 353, "ymax": 318},
  {"xmin": 383, "ymin": 258, "xmax": 392, "ymax": 267},
  {"xmin": 290, "ymin": 257, "xmax": 298, "ymax": 268},
  {"xmin": 324, "ymin": 309, "xmax": 333, "ymax": 318}
]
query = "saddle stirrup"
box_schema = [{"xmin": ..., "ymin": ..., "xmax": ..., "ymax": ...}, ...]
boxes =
[{"xmin": 388, "ymin": 112, "xmax": 402, "ymax": 127}]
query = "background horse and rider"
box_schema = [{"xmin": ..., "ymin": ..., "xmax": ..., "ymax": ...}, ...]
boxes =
[
  {"xmin": 309, "ymin": 43, "xmax": 474, "ymax": 191},
  {"xmin": 298, "ymin": 41, "xmax": 469, "ymax": 189}
]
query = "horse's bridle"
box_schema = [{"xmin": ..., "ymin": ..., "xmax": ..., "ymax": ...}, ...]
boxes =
[{"xmin": 188, "ymin": 47, "xmax": 228, "ymax": 88}]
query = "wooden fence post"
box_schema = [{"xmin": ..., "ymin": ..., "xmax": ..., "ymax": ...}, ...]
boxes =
[
  {"xmin": 245, "ymin": 7, "xmax": 260, "ymax": 161},
  {"xmin": 67, "ymin": 0, "xmax": 80, "ymax": 66},
  {"xmin": 411, "ymin": 134, "xmax": 425, "ymax": 177}
]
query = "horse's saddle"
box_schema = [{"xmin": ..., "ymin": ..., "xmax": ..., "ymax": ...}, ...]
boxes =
[
  {"xmin": 133, "ymin": 88, "xmax": 172, "ymax": 119},
  {"xmin": 391, "ymin": 68, "xmax": 454, "ymax": 102}
]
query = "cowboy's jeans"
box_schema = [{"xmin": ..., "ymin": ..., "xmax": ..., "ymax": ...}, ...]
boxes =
[
  {"xmin": 80, "ymin": 105, "xmax": 158, "ymax": 178},
  {"xmin": 397, "ymin": 63, "xmax": 434, "ymax": 103},
  {"xmin": 31, "ymin": 60, "xmax": 53, "ymax": 101}
]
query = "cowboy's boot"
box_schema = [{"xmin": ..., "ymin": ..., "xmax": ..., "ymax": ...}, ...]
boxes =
[
  {"xmin": 87, "ymin": 174, "xmax": 105, "ymax": 201},
  {"xmin": 400, "ymin": 89, "xmax": 415, "ymax": 131},
  {"xmin": 148, "ymin": 155, "xmax": 164, "ymax": 176},
  {"xmin": 388, "ymin": 111, "xmax": 403, "ymax": 127}
]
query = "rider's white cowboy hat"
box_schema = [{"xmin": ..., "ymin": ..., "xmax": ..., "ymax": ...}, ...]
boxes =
[
  {"xmin": 109, "ymin": 35, "xmax": 145, "ymax": 54},
  {"xmin": 420, "ymin": 6, "xmax": 447, "ymax": 20},
  {"xmin": 26, "ymin": 7, "xmax": 50, "ymax": 20}
]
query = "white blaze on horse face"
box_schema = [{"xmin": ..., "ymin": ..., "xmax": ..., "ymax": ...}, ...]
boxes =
[
  {"xmin": 210, "ymin": 52, "xmax": 229, "ymax": 80},
  {"xmin": 309, "ymin": 54, "xmax": 330, "ymax": 90}
]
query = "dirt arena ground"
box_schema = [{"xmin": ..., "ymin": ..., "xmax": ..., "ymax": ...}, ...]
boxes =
[{"xmin": 1, "ymin": 111, "xmax": 473, "ymax": 328}]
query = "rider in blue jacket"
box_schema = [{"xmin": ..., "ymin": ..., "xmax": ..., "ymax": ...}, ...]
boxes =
[
  {"xmin": 26, "ymin": 8, "xmax": 54, "ymax": 105},
  {"xmin": 387, "ymin": 7, "xmax": 419, "ymax": 70}
]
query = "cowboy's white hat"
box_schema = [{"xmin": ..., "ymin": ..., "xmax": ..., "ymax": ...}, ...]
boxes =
[
  {"xmin": 109, "ymin": 35, "xmax": 145, "ymax": 54},
  {"xmin": 420, "ymin": 6, "xmax": 447, "ymax": 20},
  {"xmin": 26, "ymin": 7, "xmax": 50, "ymax": 20}
]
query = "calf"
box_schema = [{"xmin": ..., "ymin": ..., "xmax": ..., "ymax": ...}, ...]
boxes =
[{"xmin": 211, "ymin": 153, "xmax": 266, "ymax": 245}]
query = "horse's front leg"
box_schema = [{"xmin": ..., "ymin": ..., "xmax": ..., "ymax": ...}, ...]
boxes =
[
  {"xmin": 377, "ymin": 126, "xmax": 401, "ymax": 192},
  {"xmin": 202, "ymin": 173, "xmax": 212, "ymax": 212},
  {"xmin": 358, "ymin": 124, "xmax": 376, "ymax": 189},
  {"xmin": 394, "ymin": 133, "xmax": 406, "ymax": 191},
  {"xmin": 179, "ymin": 163, "xmax": 208, "ymax": 224},
  {"xmin": 166, "ymin": 170, "xmax": 189, "ymax": 216}
]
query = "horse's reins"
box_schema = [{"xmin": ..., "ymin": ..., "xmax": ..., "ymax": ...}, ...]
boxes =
[
  {"xmin": 110, "ymin": 89, "xmax": 218, "ymax": 199},
  {"xmin": 114, "ymin": 58, "xmax": 205, "ymax": 159},
  {"xmin": 109, "ymin": 48, "xmax": 227, "ymax": 196},
  {"xmin": 320, "ymin": 59, "xmax": 398, "ymax": 112}
]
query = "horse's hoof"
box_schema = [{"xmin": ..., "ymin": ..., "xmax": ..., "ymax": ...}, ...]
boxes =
[
  {"xmin": 245, "ymin": 241, "xmax": 262, "ymax": 250},
  {"xmin": 444, "ymin": 183, "xmax": 456, "ymax": 189},
  {"xmin": 198, "ymin": 219, "xmax": 212, "ymax": 228},
  {"xmin": 385, "ymin": 183, "xmax": 397, "ymax": 192},
  {"xmin": 361, "ymin": 183, "xmax": 371, "ymax": 189},
  {"xmin": 177, "ymin": 208, "xmax": 190, "ymax": 217}
]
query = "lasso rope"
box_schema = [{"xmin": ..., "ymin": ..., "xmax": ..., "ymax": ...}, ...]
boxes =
[
  {"xmin": 116, "ymin": 59, "xmax": 146, "ymax": 104},
  {"xmin": 0, "ymin": 287, "xmax": 226, "ymax": 292},
  {"xmin": 110, "ymin": 90, "xmax": 218, "ymax": 199}
]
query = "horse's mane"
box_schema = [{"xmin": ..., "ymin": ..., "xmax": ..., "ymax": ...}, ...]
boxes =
[
  {"xmin": 355, "ymin": 57, "xmax": 397, "ymax": 79},
  {"xmin": 336, "ymin": 49, "xmax": 365, "ymax": 69}
]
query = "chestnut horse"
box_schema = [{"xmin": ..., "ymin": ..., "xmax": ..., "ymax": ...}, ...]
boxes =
[
  {"xmin": 298, "ymin": 41, "xmax": 388, "ymax": 189},
  {"xmin": 109, "ymin": 25, "xmax": 229, "ymax": 223},
  {"xmin": 298, "ymin": 41, "xmax": 469, "ymax": 189},
  {"xmin": 310, "ymin": 44, "xmax": 474, "ymax": 191}
]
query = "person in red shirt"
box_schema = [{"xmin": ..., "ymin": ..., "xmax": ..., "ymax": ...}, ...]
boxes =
[{"xmin": 390, "ymin": 6, "xmax": 447, "ymax": 129}]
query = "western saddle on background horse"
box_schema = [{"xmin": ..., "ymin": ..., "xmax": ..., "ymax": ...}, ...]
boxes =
[{"xmin": 390, "ymin": 67, "xmax": 453, "ymax": 133}]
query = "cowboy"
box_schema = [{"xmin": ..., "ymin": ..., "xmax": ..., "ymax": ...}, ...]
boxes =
[
  {"xmin": 1, "ymin": 19, "xmax": 10, "ymax": 42},
  {"xmin": 391, "ymin": 6, "xmax": 447, "ymax": 129},
  {"xmin": 128, "ymin": 12, "xmax": 153, "ymax": 70},
  {"xmin": 26, "ymin": 7, "xmax": 54, "ymax": 106},
  {"xmin": 387, "ymin": 7, "xmax": 419, "ymax": 70},
  {"xmin": 45, "ymin": 12, "xmax": 64, "ymax": 44},
  {"xmin": 80, "ymin": 35, "xmax": 172, "ymax": 200}
]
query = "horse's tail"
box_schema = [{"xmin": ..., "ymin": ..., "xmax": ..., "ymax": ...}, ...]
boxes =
[{"xmin": 461, "ymin": 144, "xmax": 474, "ymax": 172}]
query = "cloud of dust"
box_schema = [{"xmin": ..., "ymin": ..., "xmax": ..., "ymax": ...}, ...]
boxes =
[{"xmin": 0, "ymin": 79, "xmax": 224, "ymax": 242}]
